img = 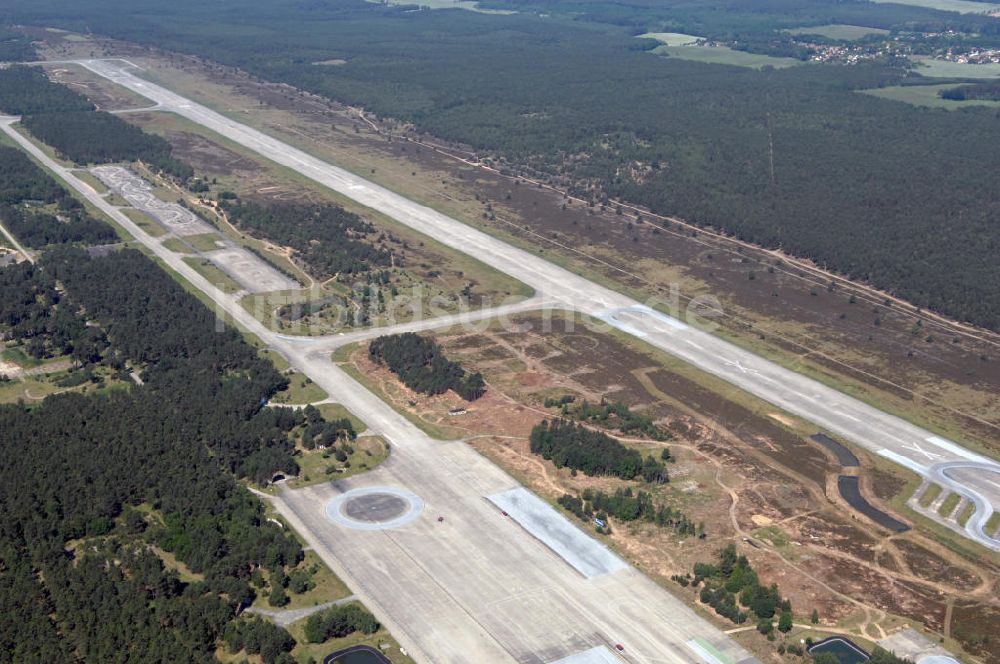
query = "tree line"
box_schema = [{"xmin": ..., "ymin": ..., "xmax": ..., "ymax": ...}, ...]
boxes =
[
  {"xmin": 940, "ymin": 81, "xmax": 1000, "ymax": 102},
  {"xmin": 547, "ymin": 396, "xmax": 671, "ymax": 440},
  {"xmin": 221, "ymin": 198, "xmax": 395, "ymax": 280},
  {"xmin": 0, "ymin": 65, "xmax": 192, "ymax": 179},
  {"xmin": 529, "ymin": 419, "xmax": 667, "ymax": 482},
  {"xmin": 369, "ymin": 332, "xmax": 486, "ymax": 401}
]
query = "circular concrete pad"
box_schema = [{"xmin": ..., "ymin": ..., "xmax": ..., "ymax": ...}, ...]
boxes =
[{"xmin": 326, "ymin": 486, "xmax": 424, "ymax": 531}]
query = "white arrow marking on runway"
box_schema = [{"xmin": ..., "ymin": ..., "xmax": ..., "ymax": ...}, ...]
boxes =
[
  {"xmin": 723, "ymin": 358, "xmax": 756, "ymax": 375},
  {"xmin": 901, "ymin": 441, "xmax": 943, "ymax": 461}
]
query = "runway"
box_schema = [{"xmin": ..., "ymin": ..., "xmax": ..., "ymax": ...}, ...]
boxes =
[{"xmin": 63, "ymin": 58, "xmax": 999, "ymax": 551}]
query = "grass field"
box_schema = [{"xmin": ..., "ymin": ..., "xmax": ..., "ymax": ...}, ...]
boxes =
[
  {"xmin": 367, "ymin": 0, "xmax": 513, "ymax": 13},
  {"xmin": 71, "ymin": 170, "xmax": 108, "ymax": 194},
  {"xmin": 871, "ymin": 0, "xmax": 1000, "ymax": 13},
  {"xmin": 918, "ymin": 483, "xmax": 943, "ymax": 507},
  {"xmin": 317, "ymin": 402, "xmax": 367, "ymax": 433},
  {"xmin": 272, "ymin": 372, "xmax": 328, "ymax": 404},
  {"xmin": 182, "ymin": 256, "xmax": 243, "ymax": 294},
  {"xmin": 861, "ymin": 83, "xmax": 1000, "ymax": 109},
  {"xmin": 120, "ymin": 207, "xmax": 167, "ymax": 237},
  {"xmin": 956, "ymin": 500, "xmax": 975, "ymax": 527},
  {"xmin": 637, "ymin": 32, "xmax": 701, "ymax": 46},
  {"xmin": 938, "ymin": 492, "xmax": 961, "ymax": 518},
  {"xmin": 786, "ymin": 24, "xmax": 890, "ymax": 40},
  {"xmin": 656, "ymin": 45, "xmax": 806, "ymax": 69},
  {"xmin": 285, "ymin": 435, "xmax": 389, "ymax": 489},
  {"xmin": 912, "ymin": 58, "xmax": 1000, "ymax": 79}
]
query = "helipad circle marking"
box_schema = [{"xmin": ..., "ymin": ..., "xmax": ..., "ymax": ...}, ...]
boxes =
[{"xmin": 325, "ymin": 486, "xmax": 424, "ymax": 531}]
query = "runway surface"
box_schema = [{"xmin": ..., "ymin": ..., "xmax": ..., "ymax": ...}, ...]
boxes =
[{"xmin": 66, "ymin": 58, "xmax": 999, "ymax": 551}]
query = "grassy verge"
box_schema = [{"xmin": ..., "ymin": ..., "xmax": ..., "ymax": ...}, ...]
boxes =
[
  {"xmin": 938, "ymin": 493, "xmax": 961, "ymax": 518},
  {"xmin": 71, "ymin": 169, "xmax": 108, "ymax": 193},
  {"xmin": 182, "ymin": 256, "xmax": 243, "ymax": 294},
  {"xmin": 286, "ymin": 619, "xmax": 415, "ymax": 664},
  {"xmin": 120, "ymin": 208, "xmax": 167, "ymax": 237},
  {"xmin": 272, "ymin": 372, "xmax": 328, "ymax": 404},
  {"xmin": 918, "ymin": 483, "xmax": 942, "ymax": 508},
  {"xmin": 956, "ymin": 501, "xmax": 975, "ymax": 528},
  {"xmin": 284, "ymin": 435, "xmax": 389, "ymax": 490},
  {"xmin": 317, "ymin": 402, "xmax": 367, "ymax": 433}
]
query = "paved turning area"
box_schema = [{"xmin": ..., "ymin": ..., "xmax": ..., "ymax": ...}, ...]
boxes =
[
  {"xmin": 487, "ymin": 488, "xmax": 627, "ymax": 578},
  {"xmin": 71, "ymin": 58, "xmax": 1000, "ymax": 552}
]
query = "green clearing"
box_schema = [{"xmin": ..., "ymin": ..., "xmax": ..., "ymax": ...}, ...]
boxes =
[
  {"xmin": 918, "ymin": 483, "xmax": 943, "ymax": 507},
  {"xmin": 637, "ymin": 32, "xmax": 701, "ymax": 46},
  {"xmin": 986, "ymin": 511, "xmax": 1000, "ymax": 535},
  {"xmin": 0, "ymin": 375, "xmax": 62, "ymax": 403},
  {"xmin": 912, "ymin": 58, "xmax": 1000, "ymax": 79},
  {"xmin": 284, "ymin": 617, "xmax": 415, "ymax": 664},
  {"xmin": 181, "ymin": 232, "xmax": 226, "ymax": 252},
  {"xmin": 272, "ymin": 372, "xmax": 328, "ymax": 404},
  {"xmin": 252, "ymin": 550, "xmax": 351, "ymax": 611},
  {"xmin": 656, "ymin": 45, "xmax": 805, "ymax": 69},
  {"xmin": 161, "ymin": 237, "xmax": 194, "ymax": 253},
  {"xmin": 120, "ymin": 207, "xmax": 167, "ymax": 237},
  {"xmin": 871, "ymin": 0, "xmax": 1000, "ymax": 13},
  {"xmin": 285, "ymin": 435, "xmax": 389, "ymax": 490},
  {"xmin": 182, "ymin": 256, "xmax": 243, "ymax": 294},
  {"xmin": 1, "ymin": 346, "xmax": 45, "ymax": 369},
  {"xmin": 71, "ymin": 169, "xmax": 108, "ymax": 194},
  {"xmin": 317, "ymin": 402, "xmax": 367, "ymax": 433},
  {"xmin": 861, "ymin": 83, "xmax": 1000, "ymax": 109},
  {"xmin": 938, "ymin": 492, "xmax": 961, "ymax": 518},
  {"xmin": 367, "ymin": 0, "xmax": 514, "ymax": 14},
  {"xmin": 786, "ymin": 24, "xmax": 889, "ymax": 40},
  {"xmin": 956, "ymin": 500, "xmax": 975, "ymax": 527}
]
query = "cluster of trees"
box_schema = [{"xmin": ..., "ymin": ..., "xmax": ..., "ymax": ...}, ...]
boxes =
[
  {"xmin": 940, "ymin": 81, "xmax": 1000, "ymax": 101},
  {"xmin": 689, "ymin": 545, "xmax": 792, "ymax": 634},
  {"xmin": 220, "ymin": 199, "xmax": 394, "ymax": 280},
  {"xmin": 0, "ymin": 66, "xmax": 192, "ymax": 179},
  {"xmin": 0, "ymin": 144, "xmax": 68, "ymax": 202},
  {"xmin": 530, "ymin": 419, "xmax": 667, "ymax": 482},
  {"xmin": 558, "ymin": 487, "xmax": 698, "ymax": 536},
  {"xmin": 549, "ymin": 396, "xmax": 670, "ymax": 440},
  {"xmin": 302, "ymin": 602, "xmax": 380, "ymax": 644},
  {"xmin": 15, "ymin": 0, "xmax": 999, "ymax": 328},
  {"xmin": 299, "ymin": 403, "xmax": 357, "ymax": 449},
  {"xmin": 369, "ymin": 332, "xmax": 486, "ymax": 401},
  {"xmin": 221, "ymin": 617, "xmax": 296, "ymax": 664}
]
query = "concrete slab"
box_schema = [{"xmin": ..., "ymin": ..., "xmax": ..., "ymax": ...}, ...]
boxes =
[
  {"xmin": 548, "ymin": 646, "xmax": 622, "ymax": 664},
  {"xmin": 203, "ymin": 247, "xmax": 299, "ymax": 293},
  {"xmin": 487, "ymin": 487, "xmax": 627, "ymax": 578},
  {"xmin": 878, "ymin": 628, "xmax": 959, "ymax": 663}
]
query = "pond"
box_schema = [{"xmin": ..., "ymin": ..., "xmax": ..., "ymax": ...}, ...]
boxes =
[{"xmin": 807, "ymin": 637, "xmax": 870, "ymax": 664}]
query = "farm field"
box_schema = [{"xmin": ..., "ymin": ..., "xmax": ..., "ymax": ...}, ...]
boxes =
[
  {"xmin": 656, "ymin": 44, "xmax": 806, "ymax": 68},
  {"xmin": 861, "ymin": 83, "xmax": 1000, "ymax": 109},
  {"xmin": 786, "ymin": 24, "xmax": 890, "ymax": 40},
  {"xmin": 637, "ymin": 32, "xmax": 701, "ymax": 46},
  {"xmin": 871, "ymin": 0, "xmax": 1000, "ymax": 13},
  {"xmin": 913, "ymin": 58, "xmax": 1000, "ymax": 78}
]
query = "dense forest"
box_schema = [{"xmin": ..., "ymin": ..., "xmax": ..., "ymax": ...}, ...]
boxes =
[
  {"xmin": 0, "ymin": 143, "xmax": 117, "ymax": 249},
  {"xmin": 529, "ymin": 419, "xmax": 667, "ymax": 482},
  {"xmin": 220, "ymin": 198, "xmax": 394, "ymax": 280},
  {"xmin": 369, "ymin": 332, "xmax": 486, "ymax": 401},
  {"xmin": 0, "ymin": 239, "xmax": 373, "ymax": 661},
  {"xmin": 0, "ymin": 65, "xmax": 192, "ymax": 179},
  {"xmin": 0, "ymin": 26, "xmax": 36, "ymax": 62},
  {"xmin": 9, "ymin": 0, "xmax": 999, "ymax": 328},
  {"xmin": 940, "ymin": 80, "xmax": 1000, "ymax": 101}
]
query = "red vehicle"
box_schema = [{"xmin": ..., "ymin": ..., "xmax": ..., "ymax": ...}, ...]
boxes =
[
  {"xmin": 437, "ymin": 516, "xmax": 444, "ymax": 522},
  {"xmin": 615, "ymin": 644, "xmax": 624, "ymax": 652},
  {"xmin": 501, "ymin": 511, "xmax": 509, "ymax": 517}
]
